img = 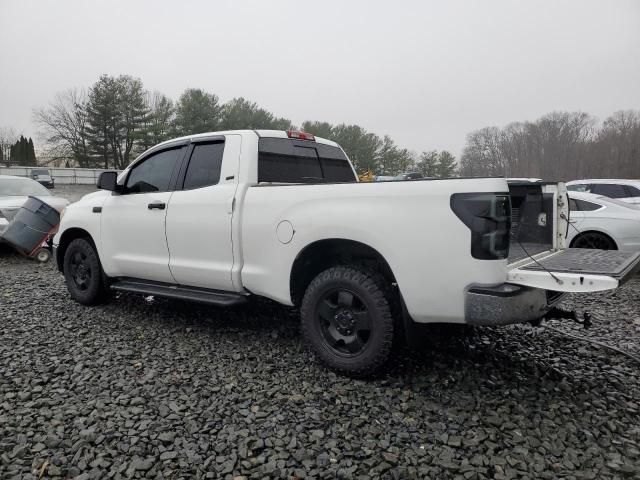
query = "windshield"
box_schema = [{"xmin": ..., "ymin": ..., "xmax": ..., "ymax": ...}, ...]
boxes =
[
  {"xmin": 31, "ymin": 169, "xmax": 50, "ymax": 176},
  {"xmin": 0, "ymin": 177, "xmax": 51, "ymax": 197}
]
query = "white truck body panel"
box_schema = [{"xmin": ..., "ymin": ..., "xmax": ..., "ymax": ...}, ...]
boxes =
[
  {"xmin": 166, "ymin": 135, "xmax": 242, "ymax": 291},
  {"xmin": 100, "ymin": 190, "xmax": 175, "ymax": 283},
  {"xmin": 240, "ymin": 178, "xmax": 508, "ymax": 323}
]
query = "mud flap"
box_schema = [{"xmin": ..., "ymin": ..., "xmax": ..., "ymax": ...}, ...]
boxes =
[{"xmin": 508, "ymin": 249, "xmax": 640, "ymax": 293}]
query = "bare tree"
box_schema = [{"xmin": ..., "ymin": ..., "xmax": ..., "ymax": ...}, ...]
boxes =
[
  {"xmin": 594, "ymin": 110, "xmax": 640, "ymax": 178},
  {"xmin": 460, "ymin": 111, "xmax": 607, "ymax": 180},
  {"xmin": 459, "ymin": 127, "xmax": 505, "ymax": 176},
  {"xmin": 33, "ymin": 89, "xmax": 93, "ymax": 167},
  {"xmin": 0, "ymin": 127, "xmax": 19, "ymax": 166}
]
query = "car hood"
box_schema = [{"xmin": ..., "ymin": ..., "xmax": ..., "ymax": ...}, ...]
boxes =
[
  {"xmin": 34, "ymin": 175, "xmax": 53, "ymax": 181},
  {"xmin": 77, "ymin": 190, "xmax": 110, "ymax": 203}
]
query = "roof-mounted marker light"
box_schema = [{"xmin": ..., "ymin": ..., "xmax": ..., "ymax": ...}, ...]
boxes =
[{"xmin": 287, "ymin": 130, "xmax": 315, "ymax": 141}]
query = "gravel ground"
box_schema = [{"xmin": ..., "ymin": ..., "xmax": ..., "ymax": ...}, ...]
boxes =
[{"xmin": 1, "ymin": 250, "xmax": 639, "ymax": 479}]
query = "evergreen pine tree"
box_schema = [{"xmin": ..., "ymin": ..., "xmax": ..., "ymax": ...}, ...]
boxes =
[
  {"xmin": 86, "ymin": 75, "xmax": 119, "ymax": 168},
  {"xmin": 11, "ymin": 136, "xmax": 27, "ymax": 164},
  {"xmin": 21, "ymin": 136, "xmax": 28, "ymax": 164},
  {"xmin": 28, "ymin": 138, "xmax": 36, "ymax": 165},
  {"xmin": 86, "ymin": 74, "xmax": 149, "ymax": 169},
  {"xmin": 22, "ymin": 137, "xmax": 27, "ymax": 164},
  {"xmin": 13, "ymin": 137, "xmax": 20, "ymax": 164},
  {"xmin": 435, "ymin": 151, "xmax": 457, "ymax": 177}
]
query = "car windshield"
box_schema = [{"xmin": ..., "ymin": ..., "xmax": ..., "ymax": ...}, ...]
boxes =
[
  {"xmin": 0, "ymin": 177, "xmax": 51, "ymax": 196},
  {"xmin": 32, "ymin": 169, "xmax": 50, "ymax": 176}
]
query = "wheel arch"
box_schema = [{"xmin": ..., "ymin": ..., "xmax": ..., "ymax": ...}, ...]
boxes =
[
  {"xmin": 289, "ymin": 238, "xmax": 398, "ymax": 307},
  {"xmin": 55, "ymin": 227, "xmax": 97, "ymax": 272},
  {"xmin": 569, "ymin": 229, "xmax": 618, "ymax": 250}
]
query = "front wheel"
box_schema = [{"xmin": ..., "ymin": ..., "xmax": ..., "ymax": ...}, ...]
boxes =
[
  {"xmin": 301, "ymin": 266, "xmax": 394, "ymax": 376},
  {"xmin": 63, "ymin": 237, "xmax": 110, "ymax": 305}
]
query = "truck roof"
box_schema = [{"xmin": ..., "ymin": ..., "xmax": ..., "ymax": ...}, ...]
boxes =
[{"xmin": 153, "ymin": 129, "xmax": 341, "ymax": 150}]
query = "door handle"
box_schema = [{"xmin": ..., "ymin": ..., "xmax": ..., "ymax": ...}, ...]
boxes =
[
  {"xmin": 148, "ymin": 201, "xmax": 166, "ymax": 210},
  {"xmin": 226, "ymin": 196, "xmax": 235, "ymax": 214}
]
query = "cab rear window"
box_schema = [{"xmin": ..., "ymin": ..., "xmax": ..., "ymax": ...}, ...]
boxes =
[{"xmin": 258, "ymin": 138, "xmax": 356, "ymax": 183}]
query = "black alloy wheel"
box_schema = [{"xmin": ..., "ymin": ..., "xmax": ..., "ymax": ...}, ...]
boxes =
[
  {"xmin": 301, "ymin": 265, "xmax": 394, "ymax": 376},
  {"xmin": 316, "ymin": 288, "xmax": 372, "ymax": 356},
  {"xmin": 63, "ymin": 237, "xmax": 110, "ymax": 305},
  {"xmin": 69, "ymin": 249, "xmax": 92, "ymax": 291}
]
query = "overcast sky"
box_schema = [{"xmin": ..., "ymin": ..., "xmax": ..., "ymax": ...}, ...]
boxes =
[{"xmin": 1, "ymin": 0, "xmax": 639, "ymax": 156}]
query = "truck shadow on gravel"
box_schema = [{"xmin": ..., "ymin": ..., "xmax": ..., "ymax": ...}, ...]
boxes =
[{"xmin": 108, "ymin": 291, "xmax": 629, "ymax": 395}]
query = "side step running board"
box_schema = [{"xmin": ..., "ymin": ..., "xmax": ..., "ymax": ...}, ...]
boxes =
[{"xmin": 110, "ymin": 279, "xmax": 247, "ymax": 307}]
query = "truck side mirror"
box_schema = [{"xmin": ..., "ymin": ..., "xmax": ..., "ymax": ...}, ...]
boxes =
[{"xmin": 97, "ymin": 171, "xmax": 119, "ymax": 191}]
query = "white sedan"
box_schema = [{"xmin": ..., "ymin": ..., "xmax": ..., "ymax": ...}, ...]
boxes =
[
  {"xmin": 567, "ymin": 191, "xmax": 640, "ymax": 251},
  {"xmin": 567, "ymin": 179, "xmax": 640, "ymax": 205},
  {"xmin": 0, "ymin": 175, "xmax": 69, "ymax": 235}
]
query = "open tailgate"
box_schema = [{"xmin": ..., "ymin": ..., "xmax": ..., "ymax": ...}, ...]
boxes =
[
  {"xmin": 508, "ymin": 248, "xmax": 640, "ymax": 292},
  {"xmin": 506, "ymin": 180, "xmax": 640, "ymax": 293}
]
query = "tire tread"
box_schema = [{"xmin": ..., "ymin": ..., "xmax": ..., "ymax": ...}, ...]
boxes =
[
  {"xmin": 63, "ymin": 237, "xmax": 109, "ymax": 305},
  {"xmin": 300, "ymin": 265, "xmax": 394, "ymax": 376}
]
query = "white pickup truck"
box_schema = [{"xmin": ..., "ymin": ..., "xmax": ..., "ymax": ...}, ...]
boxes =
[{"xmin": 53, "ymin": 130, "xmax": 640, "ymax": 375}]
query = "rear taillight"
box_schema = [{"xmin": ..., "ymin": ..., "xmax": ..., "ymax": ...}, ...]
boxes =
[
  {"xmin": 287, "ymin": 130, "xmax": 315, "ymax": 141},
  {"xmin": 451, "ymin": 193, "xmax": 511, "ymax": 260}
]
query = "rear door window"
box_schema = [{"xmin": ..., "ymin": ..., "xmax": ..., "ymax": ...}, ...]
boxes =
[
  {"xmin": 182, "ymin": 142, "xmax": 225, "ymax": 190},
  {"xmin": 592, "ymin": 183, "xmax": 629, "ymax": 198}
]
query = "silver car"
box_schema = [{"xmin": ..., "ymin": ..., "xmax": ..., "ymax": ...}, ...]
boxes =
[
  {"xmin": 0, "ymin": 175, "xmax": 69, "ymax": 235},
  {"xmin": 31, "ymin": 168, "xmax": 55, "ymax": 188}
]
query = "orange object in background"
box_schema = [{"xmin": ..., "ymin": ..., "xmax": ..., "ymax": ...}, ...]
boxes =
[{"xmin": 358, "ymin": 171, "xmax": 375, "ymax": 182}]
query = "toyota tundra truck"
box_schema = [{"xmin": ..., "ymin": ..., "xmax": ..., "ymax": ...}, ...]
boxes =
[{"xmin": 52, "ymin": 130, "xmax": 640, "ymax": 375}]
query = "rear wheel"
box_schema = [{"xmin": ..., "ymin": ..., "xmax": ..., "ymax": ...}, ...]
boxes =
[
  {"xmin": 571, "ymin": 231, "xmax": 617, "ymax": 250},
  {"xmin": 301, "ymin": 265, "xmax": 394, "ymax": 376},
  {"xmin": 63, "ymin": 237, "xmax": 109, "ymax": 305}
]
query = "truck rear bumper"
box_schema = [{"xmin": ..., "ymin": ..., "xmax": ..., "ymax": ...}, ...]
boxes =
[{"xmin": 465, "ymin": 283, "xmax": 564, "ymax": 326}]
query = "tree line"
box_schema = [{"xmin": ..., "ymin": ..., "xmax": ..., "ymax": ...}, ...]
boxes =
[
  {"xmin": 0, "ymin": 128, "xmax": 37, "ymax": 167},
  {"xmin": 32, "ymin": 74, "xmax": 457, "ymax": 176},
  {"xmin": 460, "ymin": 110, "xmax": 640, "ymax": 180},
  {"xmin": 25, "ymin": 74, "xmax": 640, "ymax": 179},
  {"xmin": 9, "ymin": 136, "xmax": 37, "ymax": 166}
]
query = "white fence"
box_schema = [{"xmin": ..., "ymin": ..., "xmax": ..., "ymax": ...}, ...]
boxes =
[{"xmin": 0, "ymin": 166, "xmax": 119, "ymax": 185}]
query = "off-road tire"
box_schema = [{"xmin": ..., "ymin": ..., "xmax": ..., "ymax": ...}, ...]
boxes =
[
  {"xmin": 63, "ymin": 237, "xmax": 110, "ymax": 305},
  {"xmin": 301, "ymin": 265, "xmax": 394, "ymax": 376}
]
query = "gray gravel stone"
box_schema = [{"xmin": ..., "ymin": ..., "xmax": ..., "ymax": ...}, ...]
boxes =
[{"xmin": 0, "ymin": 251, "xmax": 639, "ymax": 479}]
